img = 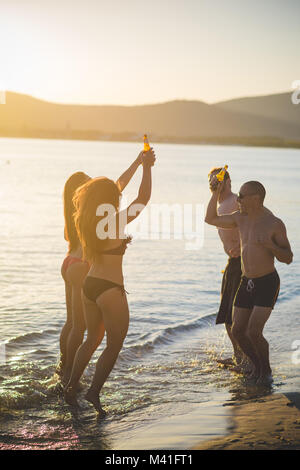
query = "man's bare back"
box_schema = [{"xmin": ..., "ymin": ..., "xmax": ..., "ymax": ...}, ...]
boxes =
[{"xmin": 208, "ymin": 168, "xmax": 243, "ymax": 366}]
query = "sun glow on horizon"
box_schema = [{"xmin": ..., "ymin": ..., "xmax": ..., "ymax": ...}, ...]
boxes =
[{"xmin": 0, "ymin": 0, "xmax": 299, "ymax": 106}]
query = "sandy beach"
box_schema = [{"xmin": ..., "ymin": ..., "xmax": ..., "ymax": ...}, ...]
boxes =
[{"xmin": 194, "ymin": 392, "xmax": 300, "ymax": 450}]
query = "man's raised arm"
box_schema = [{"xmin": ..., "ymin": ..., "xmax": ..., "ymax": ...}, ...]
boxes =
[{"xmin": 205, "ymin": 182, "xmax": 238, "ymax": 229}]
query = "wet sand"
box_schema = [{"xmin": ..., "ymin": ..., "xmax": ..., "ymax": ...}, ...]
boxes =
[
  {"xmin": 114, "ymin": 397, "xmax": 231, "ymax": 450},
  {"xmin": 194, "ymin": 393, "xmax": 300, "ymax": 450}
]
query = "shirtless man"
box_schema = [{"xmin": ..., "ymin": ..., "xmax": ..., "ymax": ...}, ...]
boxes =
[
  {"xmin": 205, "ymin": 179, "xmax": 293, "ymax": 385},
  {"xmin": 208, "ymin": 168, "xmax": 242, "ymax": 367}
]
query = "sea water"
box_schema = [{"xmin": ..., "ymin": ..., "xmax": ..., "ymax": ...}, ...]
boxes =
[{"xmin": 0, "ymin": 138, "xmax": 299, "ymax": 449}]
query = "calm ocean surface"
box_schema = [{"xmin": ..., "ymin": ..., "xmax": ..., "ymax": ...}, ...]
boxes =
[{"xmin": 0, "ymin": 138, "xmax": 299, "ymax": 449}]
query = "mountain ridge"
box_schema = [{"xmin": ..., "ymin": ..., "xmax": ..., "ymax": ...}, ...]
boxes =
[{"xmin": 0, "ymin": 91, "xmax": 299, "ymax": 146}]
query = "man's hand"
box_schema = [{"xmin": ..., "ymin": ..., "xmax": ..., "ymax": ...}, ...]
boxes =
[
  {"xmin": 255, "ymin": 233, "xmax": 274, "ymax": 249},
  {"xmin": 142, "ymin": 148, "xmax": 156, "ymax": 167},
  {"xmin": 256, "ymin": 230, "xmax": 293, "ymax": 264},
  {"xmin": 209, "ymin": 174, "xmax": 224, "ymax": 194},
  {"xmin": 228, "ymin": 246, "xmax": 241, "ymax": 258}
]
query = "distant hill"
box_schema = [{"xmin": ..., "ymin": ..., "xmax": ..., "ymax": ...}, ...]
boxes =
[
  {"xmin": 216, "ymin": 92, "xmax": 300, "ymax": 128},
  {"xmin": 0, "ymin": 91, "xmax": 299, "ymax": 146}
]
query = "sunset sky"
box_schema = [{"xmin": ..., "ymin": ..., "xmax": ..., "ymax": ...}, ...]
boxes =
[{"xmin": 0, "ymin": 0, "xmax": 299, "ymax": 105}]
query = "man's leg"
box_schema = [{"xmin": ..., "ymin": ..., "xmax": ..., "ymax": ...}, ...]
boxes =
[
  {"xmin": 232, "ymin": 306, "xmax": 261, "ymax": 377},
  {"xmin": 246, "ymin": 306, "xmax": 273, "ymax": 384},
  {"xmin": 225, "ymin": 323, "xmax": 243, "ymax": 364}
]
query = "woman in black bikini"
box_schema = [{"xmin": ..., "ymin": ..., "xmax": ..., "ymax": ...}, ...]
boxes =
[
  {"xmin": 64, "ymin": 148, "xmax": 155, "ymax": 413},
  {"xmin": 59, "ymin": 154, "xmax": 146, "ymax": 385}
]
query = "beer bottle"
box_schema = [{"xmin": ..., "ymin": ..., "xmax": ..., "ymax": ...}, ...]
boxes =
[
  {"xmin": 144, "ymin": 134, "xmax": 151, "ymax": 152},
  {"xmin": 216, "ymin": 165, "xmax": 228, "ymax": 182}
]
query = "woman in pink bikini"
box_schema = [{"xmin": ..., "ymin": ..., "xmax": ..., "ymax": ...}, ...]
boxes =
[
  {"xmin": 59, "ymin": 152, "xmax": 146, "ymax": 385},
  {"xmin": 64, "ymin": 148, "xmax": 155, "ymax": 413}
]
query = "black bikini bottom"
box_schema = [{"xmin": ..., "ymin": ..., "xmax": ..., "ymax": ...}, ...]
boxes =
[{"xmin": 83, "ymin": 276, "xmax": 126, "ymax": 303}]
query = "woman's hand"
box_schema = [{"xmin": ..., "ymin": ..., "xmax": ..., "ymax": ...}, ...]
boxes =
[
  {"xmin": 142, "ymin": 148, "xmax": 156, "ymax": 167},
  {"xmin": 137, "ymin": 151, "xmax": 144, "ymax": 165}
]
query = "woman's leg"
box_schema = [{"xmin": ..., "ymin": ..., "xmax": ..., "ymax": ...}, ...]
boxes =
[
  {"xmin": 58, "ymin": 280, "xmax": 73, "ymax": 375},
  {"xmin": 85, "ymin": 287, "xmax": 129, "ymax": 413},
  {"xmin": 65, "ymin": 295, "xmax": 105, "ymax": 405},
  {"xmin": 62, "ymin": 262, "xmax": 89, "ymax": 384},
  {"xmin": 62, "ymin": 287, "xmax": 86, "ymax": 384}
]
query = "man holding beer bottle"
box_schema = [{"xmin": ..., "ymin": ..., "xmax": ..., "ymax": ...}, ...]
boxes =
[
  {"xmin": 205, "ymin": 177, "xmax": 293, "ymax": 384},
  {"xmin": 207, "ymin": 167, "xmax": 243, "ymax": 368}
]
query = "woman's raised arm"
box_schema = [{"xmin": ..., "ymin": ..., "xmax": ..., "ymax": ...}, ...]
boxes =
[
  {"xmin": 117, "ymin": 148, "xmax": 156, "ymax": 226},
  {"xmin": 115, "ymin": 152, "xmax": 144, "ymax": 192}
]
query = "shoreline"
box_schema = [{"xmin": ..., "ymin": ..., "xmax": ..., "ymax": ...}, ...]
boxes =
[
  {"xmin": 114, "ymin": 391, "xmax": 300, "ymax": 451},
  {"xmin": 194, "ymin": 392, "xmax": 300, "ymax": 450},
  {"xmin": 114, "ymin": 395, "xmax": 231, "ymax": 450},
  {"xmin": 1, "ymin": 135, "xmax": 300, "ymax": 150}
]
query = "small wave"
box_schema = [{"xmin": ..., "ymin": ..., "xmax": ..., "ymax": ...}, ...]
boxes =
[
  {"xmin": 0, "ymin": 363, "xmax": 61, "ymax": 411},
  {"xmin": 0, "ymin": 388, "xmax": 48, "ymax": 410},
  {"xmin": 277, "ymin": 287, "xmax": 300, "ymax": 304},
  {"xmin": 6, "ymin": 329, "xmax": 57, "ymax": 346},
  {"xmin": 120, "ymin": 312, "xmax": 216, "ymax": 361}
]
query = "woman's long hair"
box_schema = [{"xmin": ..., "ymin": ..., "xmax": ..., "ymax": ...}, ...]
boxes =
[
  {"xmin": 63, "ymin": 172, "xmax": 90, "ymax": 254},
  {"xmin": 73, "ymin": 177, "xmax": 121, "ymax": 262}
]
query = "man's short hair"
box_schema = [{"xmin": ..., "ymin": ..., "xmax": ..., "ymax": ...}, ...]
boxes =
[
  {"xmin": 208, "ymin": 167, "xmax": 230, "ymax": 181},
  {"xmin": 245, "ymin": 181, "xmax": 266, "ymax": 202}
]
